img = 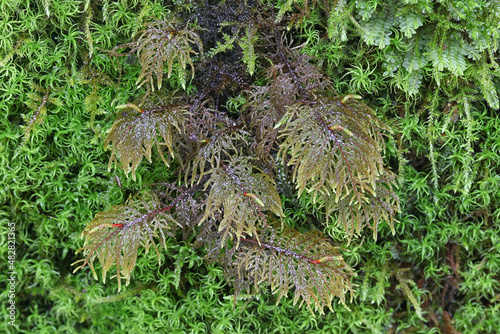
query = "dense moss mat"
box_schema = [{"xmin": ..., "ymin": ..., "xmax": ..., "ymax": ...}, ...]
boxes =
[{"xmin": 1, "ymin": 1, "xmax": 499, "ymax": 333}]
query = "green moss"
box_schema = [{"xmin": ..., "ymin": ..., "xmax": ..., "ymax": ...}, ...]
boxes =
[{"xmin": 1, "ymin": 0, "xmax": 499, "ymax": 333}]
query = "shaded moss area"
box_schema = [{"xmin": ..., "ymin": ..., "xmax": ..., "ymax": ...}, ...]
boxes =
[{"xmin": 1, "ymin": 1, "xmax": 499, "ymax": 333}]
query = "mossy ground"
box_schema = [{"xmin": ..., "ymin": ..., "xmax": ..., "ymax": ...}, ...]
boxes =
[{"xmin": 1, "ymin": 1, "xmax": 499, "ymax": 333}]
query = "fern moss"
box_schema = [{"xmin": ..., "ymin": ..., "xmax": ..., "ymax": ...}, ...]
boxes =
[{"xmin": 1, "ymin": 0, "xmax": 499, "ymax": 333}]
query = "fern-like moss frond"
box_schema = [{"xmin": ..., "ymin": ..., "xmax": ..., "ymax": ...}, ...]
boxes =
[
  {"xmin": 77, "ymin": 61, "xmax": 116, "ymax": 128},
  {"xmin": 238, "ymin": 25, "xmax": 258, "ymax": 75},
  {"xmin": 235, "ymin": 228, "xmax": 355, "ymax": 315},
  {"xmin": 113, "ymin": 17, "xmax": 203, "ymax": 91},
  {"xmin": 337, "ymin": 170, "xmax": 399, "ymax": 239},
  {"xmin": 104, "ymin": 94, "xmax": 187, "ymax": 180},
  {"xmin": 23, "ymin": 91, "xmax": 49, "ymax": 142},
  {"xmin": 248, "ymin": 72, "xmax": 298, "ymax": 159},
  {"xmin": 200, "ymin": 158, "xmax": 283, "ymax": 247},
  {"xmin": 248, "ymin": 54, "xmax": 331, "ymax": 159},
  {"xmin": 72, "ymin": 192, "xmax": 178, "ymax": 291},
  {"xmin": 185, "ymin": 114, "xmax": 248, "ymax": 186},
  {"xmin": 22, "ymin": 84, "xmax": 62, "ymax": 142},
  {"xmin": 279, "ymin": 95, "xmax": 399, "ymax": 238}
]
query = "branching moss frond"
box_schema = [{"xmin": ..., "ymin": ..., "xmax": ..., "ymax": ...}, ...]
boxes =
[
  {"xmin": 279, "ymin": 95, "xmax": 399, "ymax": 238},
  {"xmin": 234, "ymin": 228, "xmax": 355, "ymax": 315},
  {"xmin": 112, "ymin": 16, "xmax": 203, "ymax": 91},
  {"xmin": 72, "ymin": 191, "xmax": 179, "ymax": 291},
  {"xmin": 104, "ymin": 93, "xmax": 187, "ymax": 180},
  {"xmin": 200, "ymin": 158, "xmax": 284, "ymax": 247},
  {"xmin": 185, "ymin": 111, "xmax": 248, "ymax": 186},
  {"xmin": 22, "ymin": 84, "xmax": 62, "ymax": 142}
]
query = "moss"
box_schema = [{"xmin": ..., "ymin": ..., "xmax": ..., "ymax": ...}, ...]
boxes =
[{"xmin": 1, "ymin": 0, "xmax": 498, "ymax": 333}]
